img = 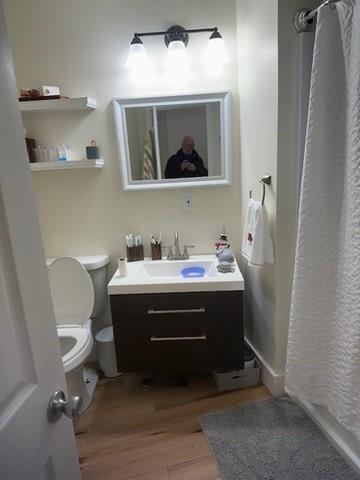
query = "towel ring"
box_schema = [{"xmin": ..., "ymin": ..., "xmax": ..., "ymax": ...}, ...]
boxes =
[
  {"xmin": 260, "ymin": 175, "xmax": 271, "ymax": 205},
  {"xmin": 249, "ymin": 175, "xmax": 271, "ymax": 205}
]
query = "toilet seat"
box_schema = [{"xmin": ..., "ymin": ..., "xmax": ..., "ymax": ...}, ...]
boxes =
[
  {"xmin": 48, "ymin": 257, "xmax": 95, "ymax": 372},
  {"xmin": 48, "ymin": 257, "xmax": 94, "ymax": 326},
  {"xmin": 57, "ymin": 320, "xmax": 93, "ymax": 373}
]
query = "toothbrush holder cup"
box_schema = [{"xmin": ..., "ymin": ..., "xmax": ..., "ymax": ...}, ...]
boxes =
[
  {"xmin": 151, "ymin": 243, "xmax": 162, "ymax": 260},
  {"xmin": 126, "ymin": 245, "xmax": 144, "ymax": 262}
]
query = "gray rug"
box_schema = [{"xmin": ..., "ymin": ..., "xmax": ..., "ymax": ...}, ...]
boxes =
[{"xmin": 200, "ymin": 397, "xmax": 359, "ymax": 480}]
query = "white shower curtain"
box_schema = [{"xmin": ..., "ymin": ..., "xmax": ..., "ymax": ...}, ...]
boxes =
[{"xmin": 286, "ymin": 0, "xmax": 360, "ymax": 442}]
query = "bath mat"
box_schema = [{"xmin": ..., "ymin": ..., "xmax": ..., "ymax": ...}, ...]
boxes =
[{"xmin": 200, "ymin": 397, "xmax": 359, "ymax": 480}]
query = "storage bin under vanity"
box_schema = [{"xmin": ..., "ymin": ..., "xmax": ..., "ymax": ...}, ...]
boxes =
[{"xmin": 212, "ymin": 358, "xmax": 261, "ymax": 392}]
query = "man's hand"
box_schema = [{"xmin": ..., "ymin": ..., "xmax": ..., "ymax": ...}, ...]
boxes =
[{"xmin": 181, "ymin": 160, "xmax": 196, "ymax": 172}]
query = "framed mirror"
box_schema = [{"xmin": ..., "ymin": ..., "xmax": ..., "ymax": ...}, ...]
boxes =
[{"xmin": 113, "ymin": 92, "xmax": 231, "ymax": 190}]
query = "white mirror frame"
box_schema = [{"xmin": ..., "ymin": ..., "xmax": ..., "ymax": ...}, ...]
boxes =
[{"xmin": 113, "ymin": 91, "xmax": 231, "ymax": 191}]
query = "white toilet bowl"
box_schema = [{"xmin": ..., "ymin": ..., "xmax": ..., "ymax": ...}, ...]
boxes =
[
  {"xmin": 48, "ymin": 257, "xmax": 98, "ymax": 413},
  {"xmin": 58, "ymin": 320, "xmax": 93, "ymax": 373}
]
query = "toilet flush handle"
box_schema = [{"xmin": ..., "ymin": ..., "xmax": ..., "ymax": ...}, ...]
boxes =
[{"xmin": 47, "ymin": 390, "xmax": 82, "ymax": 422}]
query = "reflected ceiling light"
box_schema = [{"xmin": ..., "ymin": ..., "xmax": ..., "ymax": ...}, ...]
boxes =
[{"xmin": 125, "ymin": 25, "xmax": 228, "ymax": 75}]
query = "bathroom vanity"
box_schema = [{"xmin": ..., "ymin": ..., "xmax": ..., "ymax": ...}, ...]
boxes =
[{"xmin": 108, "ymin": 255, "xmax": 244, "ymax": 371}]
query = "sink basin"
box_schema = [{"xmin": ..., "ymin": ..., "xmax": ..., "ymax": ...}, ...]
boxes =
[
  {"xmin": 141, "ymin": 259, "xmax": 216, "ymax": 278},
  {"xmin": 108, "ymin": 255, "xmax": 244, "ymax": 295}
]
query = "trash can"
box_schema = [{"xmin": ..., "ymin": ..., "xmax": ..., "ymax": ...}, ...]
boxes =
[{"xmin": 95, "ymin": 326, "xmax": 121, "ymax": 377}]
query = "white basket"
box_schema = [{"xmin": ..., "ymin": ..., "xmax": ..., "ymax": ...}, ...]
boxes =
[{"xmin": 213, "ymin": 359, "xmax": 261, "ymax": 392}]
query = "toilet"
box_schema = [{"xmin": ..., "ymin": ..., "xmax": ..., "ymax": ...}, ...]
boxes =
[{"xmin": 47, "ymin": 255, "xmax": 109, "ymax": 413}]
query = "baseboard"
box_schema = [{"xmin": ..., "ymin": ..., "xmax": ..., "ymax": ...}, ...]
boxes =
[
  {"xmin": 244, "ymin": 336, "xmax": 285, "ymax": 396},
  {"xmin": 295, "ymin": 398, "xmax": 360, "ymax": 475}
]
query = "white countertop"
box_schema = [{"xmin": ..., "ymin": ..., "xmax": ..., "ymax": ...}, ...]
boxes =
[{"xmin": 108, "ymin": 254, "xmax": 244, "ymax": 295}]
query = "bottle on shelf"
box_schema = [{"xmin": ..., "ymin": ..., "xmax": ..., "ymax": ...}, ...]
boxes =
[
  {"xmin": 57, "ymin": 144, "xmax": 70, "ymax": 161},
  {"xmin": 86, "ymin": 140, "xmax": 100, "ymax": 160}
]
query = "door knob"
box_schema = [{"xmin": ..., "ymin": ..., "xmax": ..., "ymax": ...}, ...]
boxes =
[{"xmin": 47, "ymin": 390, "xmax": 82, "ymax": 422}]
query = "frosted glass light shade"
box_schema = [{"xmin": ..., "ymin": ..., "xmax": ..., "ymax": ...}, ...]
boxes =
[
  {"xmin": 165, "ymin": 40, "xmax": 190, "ymax": 71},
  {"xmin": 205, "ymin": 37, "xmax": 229, "ymax": 66},
  {"xmin": 125, "ymin": 43, "xmax": 151, "ymax": 73}
]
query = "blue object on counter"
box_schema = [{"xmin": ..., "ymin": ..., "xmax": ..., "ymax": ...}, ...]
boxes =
[{"xmin": 181, "ymin": 266, "xmax": 205, "ymax": 278}]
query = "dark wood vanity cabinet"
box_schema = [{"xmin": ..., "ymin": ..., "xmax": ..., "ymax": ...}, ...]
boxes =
[{"xmin": 110, "ymin": 291, "xmax": 244, "ymax": 372}]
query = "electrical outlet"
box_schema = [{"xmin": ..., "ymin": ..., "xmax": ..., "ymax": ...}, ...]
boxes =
[{"xmin": 182, "ymin": 192, "xmax": 193, "ymax": 210}]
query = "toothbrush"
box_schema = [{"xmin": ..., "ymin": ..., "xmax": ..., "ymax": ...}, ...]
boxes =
[{"xmin": 126, "ymin": 234, "xmax": 134, "ymax": 248}]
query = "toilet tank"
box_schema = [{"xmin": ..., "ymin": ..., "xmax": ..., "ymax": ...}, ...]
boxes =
[{"xmin": 46, "ymin": 255, "xmax": 109, "ymax": 319}]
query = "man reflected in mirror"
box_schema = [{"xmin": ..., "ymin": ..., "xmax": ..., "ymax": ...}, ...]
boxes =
[{"xmin": 164, "ymin": 136, "xmax": 208, "ymax": 178}]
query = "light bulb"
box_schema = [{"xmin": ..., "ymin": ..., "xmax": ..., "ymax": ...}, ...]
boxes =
[
  {"xmin": 165, "ymin": 40, "xmax": 190, "ymax": 71},
  {"xmin": 205, "ymin": 31, "xmax": 229, "ymax": 67},
  {"xmin": 125, "ymin": 37, "xmax": 151, "ymax": 74}
]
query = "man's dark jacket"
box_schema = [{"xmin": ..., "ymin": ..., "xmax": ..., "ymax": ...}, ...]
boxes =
[{"xmin": 164, "ymin": 149, "xmax": 208, "ymax": 178}]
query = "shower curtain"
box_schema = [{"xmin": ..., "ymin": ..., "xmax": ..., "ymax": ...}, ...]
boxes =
[{"xmin": 286, "ymin": 0, "xmax": 360, "ymax": 442}]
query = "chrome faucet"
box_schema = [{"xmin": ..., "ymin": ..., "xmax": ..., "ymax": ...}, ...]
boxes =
[
  {"xmin": 174, "ymin": 231, "xmax": 181, "ymax": 258},
  {"xmin": 166, "ymin": 232, "xmax": 195, "ymax": 260}
]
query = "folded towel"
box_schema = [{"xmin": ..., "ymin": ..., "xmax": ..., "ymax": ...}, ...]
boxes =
[
  {"xmin": 241, "ymin": 198, "xmax": 274, "ymax": 267},
  {"xmin": 141, "ymin": 130, "xmax": 155, "ymax": 180}
]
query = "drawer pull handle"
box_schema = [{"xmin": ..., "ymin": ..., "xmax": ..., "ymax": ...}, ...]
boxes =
[
  {"xmin": 147, "ymin": 307, "xmax": 205, "ymax": 315},
  {"xmin": 150, "ymin": 334, "xmax": 207, "ymax": 342}
]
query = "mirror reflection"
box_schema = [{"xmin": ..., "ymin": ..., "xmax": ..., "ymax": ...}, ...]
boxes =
[
  {"xmin": 113, "ymin": 92, "xmax": 230, "ymax": 190},
  {"xmin": 125, "ymin": 103, "xmax": 222, "ymax": 181},
  {"xmin": 164, "ymin": 135, "xmax": 208, "ymax": 179}
]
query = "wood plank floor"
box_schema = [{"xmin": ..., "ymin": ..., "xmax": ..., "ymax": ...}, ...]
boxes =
[{"xmin": 75, "ymin": 372, "xmax": 270, "ymax": 480}]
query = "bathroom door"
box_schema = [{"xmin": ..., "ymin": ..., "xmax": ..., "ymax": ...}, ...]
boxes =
[{"xmin": 0, "ymin": 3, "xmax": 81, "ymax": 480}]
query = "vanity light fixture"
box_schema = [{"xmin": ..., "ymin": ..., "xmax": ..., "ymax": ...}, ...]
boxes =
[
  {"xmin": 125, "ymin": 25, "xmax": 229, "ymax": 74},
  {"xmin": 205, "ymin": 29, "xmax": 229, "ymax": 66},
  {"xmin": 125, "ymin": 34, "xmax": 152, "ymax": 74}
]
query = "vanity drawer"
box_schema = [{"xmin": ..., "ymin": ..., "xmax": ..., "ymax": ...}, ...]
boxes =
[
  {"xmin": 113, "ymin": 322, "xmax": 243, "ymax": 371},
  {"xmin": 110, "ymin": 291, "xmax": 243, "ymax": 325}
]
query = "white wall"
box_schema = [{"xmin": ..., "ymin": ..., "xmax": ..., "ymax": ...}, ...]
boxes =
[
  {"xmin": 4, "ymin": 0, "xmax": 240, "ymax": 280},
  {"xmin": 236, "ymin": 0, "xmax": 318, "ymax": 392},
  {"xmin": 275, "ymin": 0, "xmax": 318, "ymax": 373},
  {"xmin": 236, "ymin": 0, "xmax": 279, "ymax": 386}
]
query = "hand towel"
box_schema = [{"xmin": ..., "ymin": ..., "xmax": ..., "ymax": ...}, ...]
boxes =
[{"xmin": 241, "ymin": 198, "xmax": 274, "ymax": 267}]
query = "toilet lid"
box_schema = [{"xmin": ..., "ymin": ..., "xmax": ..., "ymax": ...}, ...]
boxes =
[{"xmin": 48, "ymin": 257, "xmax": 94, "ymax": 325}]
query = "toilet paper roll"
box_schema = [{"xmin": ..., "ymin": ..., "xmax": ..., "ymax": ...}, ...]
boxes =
[{"xmin": 117, "ymin": 258, "xmax": 127, "ymax": 277}]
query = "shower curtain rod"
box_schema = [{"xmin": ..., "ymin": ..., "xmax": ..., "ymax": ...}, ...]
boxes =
[{"xmin": 293, "ymin": 0, "xmax": 341, "ymax": 33}]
